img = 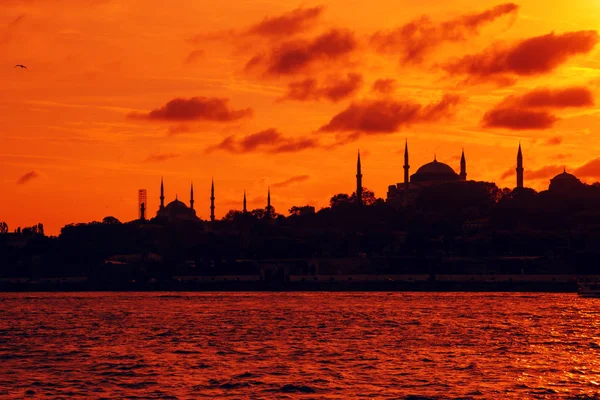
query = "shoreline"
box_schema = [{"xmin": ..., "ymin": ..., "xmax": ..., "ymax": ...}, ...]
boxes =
[{"xmin": 0, "ymin": 276, "xmax": 583, "ymax": 293}]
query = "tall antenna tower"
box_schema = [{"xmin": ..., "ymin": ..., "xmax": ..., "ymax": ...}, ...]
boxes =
[{"xmin": 138, "ymin": 189, "xmax": 147, "ymax": 221}]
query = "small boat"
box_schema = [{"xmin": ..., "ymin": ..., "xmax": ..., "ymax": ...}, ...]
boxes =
[{"xmin": 577, "ymin": 277, "xmax": 600, "ymax": 298}]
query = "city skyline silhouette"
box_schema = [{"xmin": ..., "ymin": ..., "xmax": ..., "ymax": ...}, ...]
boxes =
[{"xmin": 3, "ymin": 1, "xmax": 600, "ymax": 235}]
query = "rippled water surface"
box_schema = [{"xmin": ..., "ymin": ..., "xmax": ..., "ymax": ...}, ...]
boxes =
[{"xmin": 1, "ymin": 293, "xmax": 600, "ymax": 399}]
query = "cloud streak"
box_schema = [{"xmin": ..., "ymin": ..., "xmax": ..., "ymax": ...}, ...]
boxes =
[
  {"xmin": 207, "ymin": 128, "xmax": 319, "ymax": 154},
  {"xmin": 371, "ymin": 3, "xmax": 518, "ymax": 64},
  {"xmin": 144, "ymin": 153, "xmax": 180, "ymax": 162},
  {"xmin": 17, "ymin": 171, "xmax": 39, "ymax": 185},
  {"xmin": 272, "ymin": 175, "xmax": 311, "ymax": 188},
  {"xmin": 245, "ymin": 29, "xmax": 357, "ymax": 75},
  {"xmin": 574, "ymin": 158, "xmax": 600, "ymax": 180},
  {"xmin": 128, "ymin": 97, "xmax": 252, "ymax": 122},
  {"xmin": 445, "ymin": 30, "xmax": 599, "ymax": 82},
  {"xmin": 372, "ymin": 79, "xmax": 396, "ymax": 94},
  {"xmin": 318, "ymin": 94, "xmax": 460, "ymax": 135},
  {"xmin": 482, "ymin": 86, "xmax": 595, "ymax": 130},
  {"xmin": 247, "ymin": 6, "xmax": 324, "ymax": 37},
  {"xmin": 281, "ymin": 73, "xmax": 362, "ymax": 102}
]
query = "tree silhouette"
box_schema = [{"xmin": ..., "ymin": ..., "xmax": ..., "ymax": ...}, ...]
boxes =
[
  {"xmin": 350, "ymin": 188, "xmax": 379, "ymax": 206},
  {"xmin": 102, "ymin": 216, "xmax": 121, "ymax": 225},
  {"xmin": 289, "ymin": 205, "xmax": 315, "ymax": 216}
]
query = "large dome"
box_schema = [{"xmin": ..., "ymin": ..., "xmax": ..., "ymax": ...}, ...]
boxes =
[
  {"xmin": 164, "ymin": 199, "xmax": 189, "ymax": 212},
  {"xmin": 549, "ymin": 169, "xmax": 583, "ymax": 193},
  {"xmin": 411, "ymin": 159, "xmax": 459, "ymax": 183},
  {"xmin": 551, "ymin": 170, "xmax": 578, "ymax": 182},
  {"xmin": 156, "ymin": 198, "xmax": 199, "ymax": 222}
]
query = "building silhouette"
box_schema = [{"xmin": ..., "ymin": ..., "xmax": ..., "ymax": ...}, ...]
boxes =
[
  {"xmin": 266, "ymin": 187, "xmax": 273, "ymax": 216},
  {"xmin": 138, "ymin": 189, "xmax": 147, "ymax": 221},
  {"xmin": 156, "ymin": 179, "xmax": 199, "ymax": 222},
  {"xmin": 387, "ymin": 143, "xmax": 528, "ymax": 206},
  {"xmin": 387, "ymin": 142, "xmax": 467, "ymax": 206},
  {"xmin": 549, "ymin": 168, "xmax": 584, "ymax": 194},
  {"xmin": 356, "ymin": 150, "xmax": 363, "ymax": 206},
  {"xmin": 517, "ymin": 143, "xmax": 524, "ymax": 189},
  {"xmin": 210, "ymin": 179, "xmax": 215, "ymax": 222}
]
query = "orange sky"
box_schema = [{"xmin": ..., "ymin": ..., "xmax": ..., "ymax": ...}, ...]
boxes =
[{"xmin": 2, "ymin": 0, "xmax": 600, "ymax": 235}]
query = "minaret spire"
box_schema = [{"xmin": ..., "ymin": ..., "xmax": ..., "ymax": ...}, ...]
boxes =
[
  {"xmin": 403, "ymin": 139, "xmax": 410, "ymax": 206},
  {"xmin": 266, "ymin": 187, "xmax": 272, "ymax": 217},
  {"xmin": 356, "ymin": 149, "xmax": 363, "ymax": 206},
  {"xmin": 210, "ymin": 178, "xmax": 215, "ymax": 222},
  {"xmin": 190, "ymin": 182, "xmax": 194, "ymax": 210},
  {"xmin": 516, "ymin": 142, "xmax": 524, "ymax": 189},
  {"xmin": 160, "ymin": 177, "xmax": 165, "ymax": 210},
  {"xmin": 460, "ymin": 148, "xmax": 467, "ymax": 180},
  {"xmin": 243, "ymin": 190, "xmax": 247, "ymax": 213}
]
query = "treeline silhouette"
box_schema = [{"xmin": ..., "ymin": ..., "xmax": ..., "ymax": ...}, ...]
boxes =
[{"xmin": 2, "ymin": 181, "xmax": 600, "ymax": 282}]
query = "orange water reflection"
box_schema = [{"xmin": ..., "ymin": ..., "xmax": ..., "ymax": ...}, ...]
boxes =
[{"xmin": 0, "ymin": 292, "xmax": 599, "ymax": 399}]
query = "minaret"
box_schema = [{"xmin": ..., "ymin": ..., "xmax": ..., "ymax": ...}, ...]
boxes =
[
  {"xmin": 516, "ymin": 143, "xmax": 524, "ymax": 189},
  {"xmin": 356, "ymin": 150, "xmax": 363, "ymax": 206},
  {"xmin": 243, "ymin": 190, "xmax": 247, "ymax": 213},
  {"xmin": 266, "ymin": 187, "xmax": 272, "ymax": 216},
  {"xmin": 460, "ymin": 149, "xmax": 467, "ymax": 180},
  {"xmin": 210, "ymin": 179, "xmax": 215, "ymax": 222},
  {"xmin": 160, "ymin": 177, "xmax": 165, "ymax": 210},
  {"xmin": 190, "ymin": 182, "xmax": 194, "ymax": 210},
  {"xmin": 403, "ymin": 140, "xmax": 410, "ymax": 206}
]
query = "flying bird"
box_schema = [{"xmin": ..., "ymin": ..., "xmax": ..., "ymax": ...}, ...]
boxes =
[{"xmin": 14, "ymin": 64, "xmax": 28, "ymax": 71}]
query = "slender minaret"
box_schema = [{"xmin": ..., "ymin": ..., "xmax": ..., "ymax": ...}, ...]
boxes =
[
  {"xmin": 210, "ymin": 178, "xmax": 215, "ymax": 222},
  {"xmin": 460, "ymin": 149, "xmax": 467, "ymax": 180},
  {"xmin": 160, "ymin": 177, "xmax": 165, "ymax": 210},
  {"xmin": 356, "ymin": 150, "xmax": 363, "ymax": 206},
  {"xmin": 403, "ymin": 140, "xmax": 410, "ymax": 206},
  {"xmin": 516, "ymin": 143, "xmax": 524, "ymax": 189},
  {"xmin": 266, "ymin": 187, "xmax": 272, "ymax": 216},
  {"xmin": 243, "ymin": 190, "xmax": 247, "ymax": 213},
  {"xmin": 190, "ymin": 182, "xmax": 194, "ymax": 210}
]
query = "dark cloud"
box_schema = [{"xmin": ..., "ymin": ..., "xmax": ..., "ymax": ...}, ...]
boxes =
[
  {"xmin": 482, "ymin": 86, "xmax": 594, "ymax": 130},
  {"xmin": 248, "ymin": 6, "xmax": 324, "ymax": 37},
  {"xmin": 372, "ymin": 79, "xmax": 396, "ymax": 94},
  {"xmin": 17, "ymin": 171, "xmax": 39, "ymax": 185},
  {"xmin": 272, "ymin": 175, "xmax": 311, "ymax": 188},
  {"xmin": 546, "ymin": 136, "xmax": 563, "ymax": 145},
  {"xmin": 509, "ymin": 87, "xmax": 594, "ymax": 108},
  {"xmin": 527, "ymin": 165, "xmax": 564, "ymax": 180},
  {"xmin": 445, "ymin": 30, "xmax": 599, "ymax": 81},
  {"xmin": 281, "ymin": 73, "xmax": 362, "ymax": 102},
  {"xmin": 207, "ymin": 128, "xmax": 319, "ymax": 154},
  {"xmin": 574, "ymin": 158, "xmax": 600, "ymax": 179},
  {"xmin": 318, "ymin": 94, "xmax": 460, "ymax": 134},
  {"xmin": 371, "ymin": 3, "xmax": 518, "ymax": 64},
  {"xmin": 246, "ymin": 29, "xmax": 357, "ymax": 75},
  {"xmin": 482, "ymin": 108, "xmax": 558, "ymax": 130},
  {"xmin": 184, "ymin": 50, "xmax": 204, "ymax": 65},
  {"xmin": 144, "ymin": 153, "xmax": 180, "ymax": 162},
  {"xmin": 500, "ymin": 168, "xmax": 514, "ymax": 180},
  {"xmin": 128, "ymin": 97, "xmax": 252, "ymax": 122}
]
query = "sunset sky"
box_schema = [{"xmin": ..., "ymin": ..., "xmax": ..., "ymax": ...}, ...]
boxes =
[{"xmin": 3, "ymin": 0, "xmax": 600, "ymax": 234}]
